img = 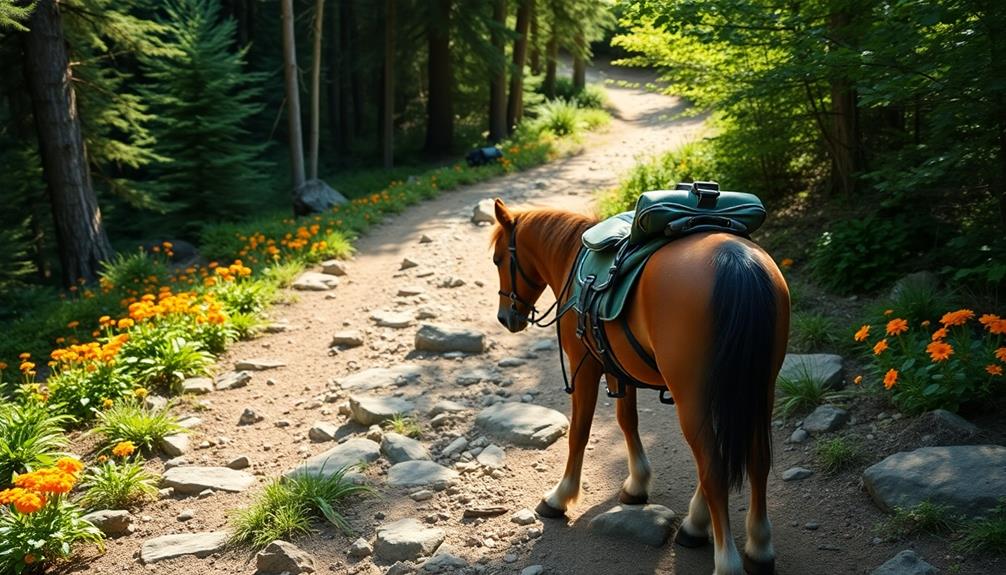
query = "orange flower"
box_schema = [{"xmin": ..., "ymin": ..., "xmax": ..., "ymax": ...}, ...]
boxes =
[
  {"xmin": 66, "ymin": 320, "xmax": 79, "ymax": 329},
  {"xmin": 996, "ymin": 347, "xmax": 1006, "ymax": 363},
  {"xmin": 854, "ymin": 375, "xmax": 863, "ymax": 386},
  {"xmin": 780, "ymin": 258, "xmax": 794, "ymax": 269},
  {"xmin": 883, "ymin": 369, "xmax": 898, "ymax": 389},
  {"xmin": 18, "ymin": 352, "xmax": 30, "ymax": 360},
  {"xmin": 884, "ymin": 309, "xmax": 894, "ymax": 316},
  {"xmin": 0, "ymin": 362, "xmax": 6, "ymax": 370},
  {"xmin": 927, "ymin": 340, "xmax": 954, "ymax": 362},
  {"xmin": 979, "ymin": 313, "xmax": 1001, "ymax": 327},
  {"xmin": 117, "ymin": 318, "xmax": 135, "ymax": 329},
  {"xmin": 24, "ymin": 554, "xmax": 36, "ymax": 565},
  {"xmin": 854, "ymin": 324, "xmax": 871, "ymax": 342},
  {"xmin": 19, "ymin": 361, "xmax": 35, "ymax": 373},
  {"xmin": 886, "ymin": 318, "xmax": 909, "ymax": 336},
  {"xmin": 940, "ymin": 309, "xmax": 974, "ymax": 326},
  {"xmin": 0, "ymin": 488, "xmax": 46, "ymax": 514},
  {"xmin": 987, "ymin": 364, "xmax": 1004, "ymax": 377},
  {"xmin": 873, "ymin": 339, "xmax": 889, "ymax": 355},
  {"xmin": 931, "ymin": 327, "xmax": 948, "ymax": 341},
  {"xmin": 54, "ymin": 457, "xmax": 84, "ymax": 475},
  {"xmin": 102, "ymin": 398, "xmax": 113, "ymax": 409},
  {"xmin": 13, "ymin": 468, "xmax": 75, "ymax": 494},
  {"xmin": 989, "ymin": 319, "xmax": 1006, "ymax": 335},
  {"xmin": 112, "ymin": 441, "xmax": 136, "ymax": 458}
]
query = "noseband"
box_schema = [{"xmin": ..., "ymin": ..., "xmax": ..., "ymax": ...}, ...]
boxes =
[{"xmin": 498, "ymin": 221, "xmax": 573, "ymax": 328}]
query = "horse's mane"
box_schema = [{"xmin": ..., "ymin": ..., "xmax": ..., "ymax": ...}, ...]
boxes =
[{"xmin": 491, "ymin": 208, "xmax": 597, "ymax": 249}]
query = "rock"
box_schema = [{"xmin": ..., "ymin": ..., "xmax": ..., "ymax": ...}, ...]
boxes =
[
  {"xmin": 802, "ymin": 405, "xmax": 849, "ymax": 433},
  {"xmin": 472, "ymin": 199, "xmax": 496, "ymax": 224},
  {"xmin": 870, "ymin": 550, "xmax": 938, "ymax": 575},
  {"xmin": 529, "ymin": 339, "xmax": 556, "ymax": 353},
  {"xmin": 140, "ymin": 532, "xmax": 229, "ymax": 564},
  {"xmin": 428, "ymin": 400, "xmax": 466, "ymax": 417},
  {"xmin": 161, "ymin": 466, "xmax": 256, "ymax": 495},
  {"xmin": 348, "ymin": 537, "xmax": 373, "ymax": 559},
  {"xmin": 397, "ymin": 286, "xmax": 426, "ymax": 297},
  {"xmin": 144, "ymin": 395, "xmax": 168, "ymax": 411},
  {"xmin": 476, "ymin": 444, "xmax": 505, "ymax": 468},
  {"xmin": 498, "ymin": 357, "xmax": 526, "ymax": 368},
  {"xmin": 400, "ymin": 257, "xmax": 419, "ymax": 270},
  {"xmin": 455, "ymin": 368, "xmax": 496, "ymax": 386},
  {"xmin": 215, "ymin": 371, "xmax": 252, "ymax": 391},
  {"xmin": 782, "ymin": 467, "xmax": 814, "ymax": 481},
  {"xmin": 441, "ymin": 437, "xmax": 468, "ymax": 458},
  {"xmin": 788, "ymin": 429, "xmax": 810, "ymax": 444},
  {"xmin": 337, "ymin": 365, "xmax": 424, "ymax": 392},
  {"xmin": 411, "ymin": 489, "xmax": 434, "ymax": 501},
  {"xmin": 511, "ymin": 508, "xmax": 536, "ymax": 526},
  {"xmin": 387, "ymin": 460, "xmax": 459, "ymax": 488},
  {"xmin": 322, "ymin": 259, "xmax": 348, "ymax": 277},
  {"xmin": 288, "ymin": 438, "xmax": 381, "ymax": 479},
  {"xmin": 293, "ymin": 271, "xmax": 340, "ymax": 291},
  {"xmin": 239, "ymin": 407, "xmax": 264, "ymax": 426},
  {"xmin": 164, "ymin": 456, "xmax": 188, "ymax": 470},
  {"xmin": 309, "ymin": 421, "xmax": 340, "ymax": 442},
  {"xmin": 422, "ymin": 547, "xmax": 468, "ymax": 573},
  {"xmin": 331, "ymin": 330, "xmax": 365, "ymax": 349},
  {"xmin": 294, "ymin": 178, "xmax": 347, "ymax": 214},
  {"xmin": 176, "ymin": 509, "xmax": 195, "ymax": 521},
  {"xmin": 863, "ymin": 445, "xmax": 1006, "ymax": 518},
  {"xmin": 475, "ymin": 402, "xmax": 569, "ymax": 448},
  {"xmin": 419, "ymin": 234, "xmax": 433, "ymax": 244},
  {"xmin": 255, "ymin": 540, "xmax": 316, "ymax": 574},
  {"xmin": 372, "ymin": 310, "xmax": 415, "ymax": 328},
  {"xmin": 160, "ymin": 434, "xmax": 190, "ymax": 457},
  {"xmin": 367, "ymin": 425, "xmax": 384, "ymax": 443},
  {"xmin": 386, "ymin": 561, "xmax": 413, "ymax": 575},
  {"xmin": 81, "ymin": 509, "xmax": 133, "ymax": 537},
  {"xmin": 177, "ymin": 416, "xmax": 202, "ymax": 428},
  {"xmin": 180, "ymin": 377, "xmax": 213, "ymax": 395},
  {"xmin": 521, "ymin": 567, "xmax": 544, "ymax": 575},
  {"xmin": 778, "ymin": 354, "xmax": 844, "ymax": 389},
  {"xmin": 587, "ymin": 504, "xmax": 677, "ymax": 547},
  {"xmin": 375, "ymin": 518, "xmax": 446, "ymax": 562},
  {"xmin": 235, "ymin": 358, "xmax": 286, "ymax": 371},
  {"xmin": 924, "ymin": 409, "xmax": 978, "ymax": 436},
  {"xmin": 890, "ymin": 271, "xmax": 939, "ymax": 299},
  {"xmin": 350, "ymin": 395, "xmax": 415, "ymax": 426},
  {"xmin": 382, "ymin": 432, "xmax": 432, "ymax": 464},
  {"xmin": 414, "ymin": 324, "xmax": 486, "ymax": 354}
]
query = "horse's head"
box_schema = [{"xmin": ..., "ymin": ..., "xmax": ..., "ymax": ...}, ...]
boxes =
[{"xmin": 491, "ymin": 199, "xmax": 547, "ymax": 333}]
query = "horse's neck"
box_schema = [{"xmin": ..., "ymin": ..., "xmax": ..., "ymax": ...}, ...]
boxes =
[{"xmin": 524, "ymin": 212, "xmax": 584, "ymax": 297}]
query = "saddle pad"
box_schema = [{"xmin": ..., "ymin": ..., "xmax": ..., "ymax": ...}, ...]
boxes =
[
  {"xmin": 570, "ymin": 237, "xmax": 667, "ymax": 321},
  {"xmin": 581, "ymin": 211, "xmax": 632, "ymax": 252}
]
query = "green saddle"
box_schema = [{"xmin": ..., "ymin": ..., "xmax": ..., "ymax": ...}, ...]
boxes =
[{"xmin": 569, "ymin": 182, "xmax": 766, "ymax": 321}]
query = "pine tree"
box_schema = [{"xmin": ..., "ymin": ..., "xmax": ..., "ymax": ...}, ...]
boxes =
[
  {"xmin": 0, "ymin": 0, "xmax": 33, "ymax": 31},
  {"xmin": 141, "ymin": 0, "xmax": 270, "ymax": 233}
]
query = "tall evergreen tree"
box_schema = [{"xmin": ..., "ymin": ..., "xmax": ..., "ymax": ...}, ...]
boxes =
[{"xmin": 141, "ymin": 0, "xmax": 269, "ymax": 233}]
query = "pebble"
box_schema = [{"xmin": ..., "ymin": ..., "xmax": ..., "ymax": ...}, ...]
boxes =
[{"xmin": 177, "ymin": 509, "xmax": 195, "ymax": 521}]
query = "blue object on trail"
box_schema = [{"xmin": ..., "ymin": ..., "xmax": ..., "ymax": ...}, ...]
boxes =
[{"xmin": 466, "ymin": 146, "xmax": 503, "ymax": 167}]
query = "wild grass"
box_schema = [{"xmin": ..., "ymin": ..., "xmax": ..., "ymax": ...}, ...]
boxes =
[
  {"xmin": 876, "ymin": 501, "xmax": 961, "ymax": 537},
  {"xmin": 789, "ymin": 311, "xmax": 839, "ymax": 353},
  {"xmin": 383, "ymin": 414, "xmax": 422, "ymax": 439},
  {"xmin": 815, "ymin": 437, "xmax": 862, "ymax": 473},
  {"xmin": 957, "ymin": 503, "xmax": 1006, "ymax": 554},
  {"xmin": 870, "ymin": 273, "xmax": 955, "ymax": 325},
  {"xmin": 0, "ymin": 402, "xmax": 72, "ymax": 488},
  {"xmin": 78, "ymin": 458, "xmax": 159, "ymax": 510},
  {"xmin": 92, "ymin": 401, "xmax": 185, "ymax": 453},
  {"xmin": 774, "ymin": 365, "xmax": 853, "ymax": 419}
]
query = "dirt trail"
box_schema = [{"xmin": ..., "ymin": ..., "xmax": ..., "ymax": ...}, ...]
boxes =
[{"xmin": 79, "ymin": 64, "xmax": 985, "ymax": 575}]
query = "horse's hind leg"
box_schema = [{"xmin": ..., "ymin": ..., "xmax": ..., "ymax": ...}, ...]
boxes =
[
  {"xmin": 614, "ymin": 383, "xmax": 651, "ymax": 504},
  {"xmin": 743, "ymin": 443, "xmax": 776, "ymax": 574}
]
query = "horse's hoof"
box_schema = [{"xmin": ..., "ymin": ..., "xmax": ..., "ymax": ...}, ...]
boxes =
[
  {"xmin": 673, "ymin": 526, "xmax": 709, "ymax": 548},
  {"xmin": 535, "ymin": 499, "xmax": 567, "ymax": 519},
  {"xmin": 618, "ymin": 488, "xmax": 648, "ymax": 505},
  {"xmin": 742, "ymin": 554, "xmax": 776, "ymax": 575}
]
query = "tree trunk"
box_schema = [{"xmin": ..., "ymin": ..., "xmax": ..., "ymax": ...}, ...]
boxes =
[
  {"xmin": 572, "ymin": 32, "xmax": 586, "ymax": 92},
  {"xmin": 828, "ymin": 9, "xmax": 857, "ymax": 196},
  {"xmin": 347, "ymin": 0, "xmax": 364, "ymax": 137},
  {"xmin": 544, "ymin": 31, "xmax": 557, "ymax": 98},
  {"xmin": 338, "ymin": 0, "xmax": 354, "ymax": 148},
  {"xmin": 281, "ymin": 0, "xmax": 306, "ymax": 197},
  {"xmin": 327, "ymin": 0, "xmax": 341, "ymax": 149},
  {"xmin": 382, "ymin": 0, "xmax": 395, "ymax": 168},
  {"xmin": 529, "ymin": 0, "xmax": 540, "ymax": 75},
  {"xmin": 23, "ymin": 0, "xmax": 112, "ymax": 287},
  {"xmin": 308, "ymin": 0, "xmax": 324, "ymax": 180},
  {"xmin": 488, "ymin": 0, "xmax": 507, "ymax": 143},
  {"xmin": 506, "ymin": 0, "xmax": 531, "ymax": 134},
  {"xmin": 425, "ymin": 0, "xmax": 453, "ymax": 156}
]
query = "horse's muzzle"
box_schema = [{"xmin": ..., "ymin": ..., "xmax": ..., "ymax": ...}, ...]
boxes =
[{"xmin": 498, "ymin": 309, "xmax": 528, "ymax": 333}]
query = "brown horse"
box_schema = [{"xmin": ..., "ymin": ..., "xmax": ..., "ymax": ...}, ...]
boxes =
[{"xmin": 490, "ymin": 199, "xmax": 790, "ymax": 575}]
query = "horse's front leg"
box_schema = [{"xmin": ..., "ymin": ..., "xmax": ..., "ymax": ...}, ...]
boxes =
[
  {"xmin": 537, "ymin": 349, "xmax": 602, "ymax": 518},
  {"xmin": 613, "ymin": 382, "xmax": 651, "ymax": 504}
]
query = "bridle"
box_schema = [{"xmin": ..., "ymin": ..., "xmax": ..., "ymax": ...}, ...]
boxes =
[{"xmin": 497, "ymin": 220, "xmax": 574, "ymax": 328}]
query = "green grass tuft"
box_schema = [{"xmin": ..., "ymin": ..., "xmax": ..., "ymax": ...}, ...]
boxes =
[
  {"xmin": 78, "ymin": 458, "xmax": 159, "ymax": 510},
  {"xmin": 789, "ymin": 312, "xmax": 840, "ymax": 353},
  {"xmin": 383, "ymin": 414, "xmax": 422, "ymax": 439},
  {"xmin": 815, "ymin": 437, "xmax": 862, "ymax": 474},
  {"xmin": 774, "ymin": 364, "xmax": 853, "ymax": 419},
  {"xmin": 957, "ymin": 503, "xmax": 1006, "ymax": 554},
  {"xmin": 877, "ymin": 501, "xmax": 961, "ymax": 537},
  {"xmin": 0, "ymin": 402, "xmax": 72, "ymax": 488},
  {"xmin": 92, "ymin": 400, "xmax": 186, "ymax": 453}
]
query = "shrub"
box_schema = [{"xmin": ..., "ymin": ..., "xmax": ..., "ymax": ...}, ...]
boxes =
[
  {"xmin": 0, "ymin": 403, "xmax": 72, "ymax": 488},
  {"xmin": 815, "ymin": 437, "xmax": 862, "ymax": 473},
  {"xmin": 78, "ymin": 447, "xmax": 158, "ymax": 510},
  {"xmin": 550, "ymin": 78, "xmax": 608, "ymax": 109},
  {"xmin": 808, "ymin": 216, "xmax": 913, "ymax": 294},
  {"xmin": 871, "ymin": 274, "xmax": 955, "ymax": 326},
  {"xmin": 119, "ymin": 326, "xmax": 213, "ymax": 390},
  {"xmin": 231, "ymin": 467, "xmax": 372, "ymax": 550},
  {"xmin": 530, "ymin": 100, "xmax": 581, "ymax": 137},
  {"xmin": 92, "ymin": 401, "xmax": 185, "ymax": 453},
  {"xmin": 99, "ymin": 250, "xmax": 172, "ymax": 296},
  {"xmin": 853, "ymin": 309, "xmax": 1006, "ymax": 413}
]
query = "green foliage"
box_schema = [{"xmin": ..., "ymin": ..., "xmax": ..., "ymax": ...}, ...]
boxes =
[
  {"xmin": 383, "ymin": 415, "xmax": 422, "ymax": 439},
  {"xmin": 958, "ymin": 502, "xmax": 1006, "ymax": 555},
  {"xmin": 78, "ymin": 458, "xmax": 159, "ymax": 510},
  {"xmin": 92, "ymin": 401, "xmax": 185, "ymax": 454},
  {"xmin": 0, "ymin": 494, "xmax": 103, "ymax": 574},
  {"xmin": 46, "ymin": 365, "xmax": 132, "ymax": 421},
  {"xmin": 119, "ymin": 326, "xmax": 213, "ymax": 390},
  {"xmin": 0, "ymin": 402, "xmax": 71, "ymax": 488},
  {"xmin": 0, "ymin": 1, "xmax": 34, "ymax": 32},
  {"xmin": 878, "ymin": 501, "xmax": 961, "ymax": 538},
  {"xmin": 872, "ymin": 275, "xmax": 955, "ymax": 327},
  {"xmin": 789, "ymin": 312, "xmax": 839, "ymax": 354},
  {"xmin": 99, "ymin": 250, "xmax": 171, "ymax": 294},
  {"xmin": 231, "ymin": 467, "xmax": 372, "ymax": 550},
  {"xmin": 599, "ymin": 141, "xmax": 720, "ymax": 217},
  {"xmin": 775, "ymin": 368, "xmax": 853, "ymax": 420},
  {"xmin": 815, "ymin": 437, "xmax": 862, "ymax": 474},
  {"xmin": 809, "ymin": 216, "xmax": 913, "ymax": 295},
  {"xmin": 551, "ymin": 78, "xmax": 609, "ymax": 109}
]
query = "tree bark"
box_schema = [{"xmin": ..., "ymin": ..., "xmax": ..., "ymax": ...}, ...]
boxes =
[
  {"xmin": 488, "ymin": 0, "xmax": 507, "ymax": 143},
  {"xmin": 382, "ymin": 0, "xmax": 395, "ymax": 168},
  {"xmin": 327, "ymin": 0, "xmax": 341, "ymax": 149},
  {"xmin": 308, "ymin": 0, "xmax": 324, "ymax": 180},
  {"xmin": 347, "ymin": 0, "xmax": 364, "ymax": 137},
  {"xmin": 425, "ymin": 0, "xmax": 453, "ymax": 156},
  {"xmin": 544, "ymin": 31, "xmax": 557, "ymax": 98},
  {"xmin": 338, "ymin": 0, "xmax": 354, "ymax": 148},
  {"xmin": 572, "ymin": 32, "xmax": 586, "ymax": 92},
  {"xmin": 828, "ymin": 9, "xmax": 858, "ymax": 196},
  {"xmin": 529, "ymin": 0, "xmax": 540, "ymax": 75},
  {"xmin": 506, "ymin": 0, "xmax": 531, "ymax": 134},
  {"xmin": 281, "ymin": 0, "xmax": 306, "ymax": 198},
  {"xmin": 23, "ymin": 0, "xmax": 112, "ymax": 287}
]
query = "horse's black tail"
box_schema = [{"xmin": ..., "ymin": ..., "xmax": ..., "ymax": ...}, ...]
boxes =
[{"xmin": 707, "ymin": 241, "xmax": 778, "ymax": 490}]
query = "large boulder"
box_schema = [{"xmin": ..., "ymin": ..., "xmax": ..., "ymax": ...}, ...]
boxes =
[
  {"xmin": 414, "ymin": 324, "xmax": 486, "ymax": 354},
  {"xmin": 287, "ymin": 438, "xmax": 381, "ymax": 479},
  {"xmin": 294, "ymin": 178, "xmax": 347, "ymax": 215},
  {"xmin": 863, "ymin": 445, "xmax": 1006, "ymax": 518},
  {"xmin": 374, "ymin": 518, "xmax": 446, "ymax": 562},
  {"xmin": 475, "ymin": 402, "xmax": 569, "ymax": 448},
  {"xmin": 778, "ymin": 354, "xmax": 844, "ymax": 389},
  {"xmin": 587, "ymin": 504, "xmax": 677, "ymax": 547}
]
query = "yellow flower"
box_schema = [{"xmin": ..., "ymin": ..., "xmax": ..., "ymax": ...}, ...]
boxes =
[
  {"xmin": 873, "ymin": 339, "xmax": 889, "ymax": 355},
  {"xmin": 111, "ymin": 441, "xmax": 136, "ymax": 458},
  {"xmin": 19, "ymin": 361, "xmax": 35, "ymax": 373},
  {"xmin": 883, "ymin": 369, "xmax": 898, "ymax": 390},
  {"xmin": 885, "ymin": 318, "xmax": 909, "ymax": 336},
  {"xmin": 102, "ymin": 398, "xmax": 114, "ymax": 409},
  {"xmin": 853, "ymin": 375, "xmax": 863, "ymax": 386},
  {"xmin": 18, "ymin": 352, "xmax": 30, "ymax": 360},
  {"xmin": 133, "ymin": 387, "xmax": 148, "ymax": 400},
  {"xmin": 987, "ymin": 364, "xmax": 1003, "ymax": 377},
  {"xmin": 926, "ymin": 340, "xmax": 953, "ymax": 362},
  {"xmin": 854, "ymin": 324, "xmax": 871, "ymax": 342}
]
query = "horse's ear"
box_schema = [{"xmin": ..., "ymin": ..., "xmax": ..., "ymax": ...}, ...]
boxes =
[{"xmin": 494, "ymin": 198, "xmax": 514, "ymax": 229}]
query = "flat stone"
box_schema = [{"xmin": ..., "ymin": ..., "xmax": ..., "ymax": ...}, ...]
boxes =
[
  {"xmin": 255, "ymin": 540, "xmax": 316, "ymax": 574},
  {"xmin": 588, "ymin": 504, "xmax": 677, "ymax": 547},
  {"xmin": 476, "ymin": 444, "xmax": 505, "ymax": 468},
  {"xmin": 782, "ymin": 467, "xmax": 814, "ymax": 481},
  {"xmin": 529, "ymin": 339, "xmax": 556, "ymax": 352},
  {"xmin": 411, "ymin": 489, "xmax": 434, "ymax": 501},
  {"xmin": 140, "ymin": 531, "xmax": 229, "ymax": 564},
  {"xmin": 802, "ymin": 405, "xmax": 849, "ymax": 433},
  {"xmin": 348, "ymin": 537, "xmax": 373, "ymax": 559},
  {"xmin": 372, "ymin": 310, "xmax": 414, "ymax": 328},
  {"xmin": 235, "ymin": 358, "xmax": 287, "ymax": 371},
  {"xmin": 475, "ymin": 402, "xmax": 569, "ymax": 448},
  {"xmin": 511, "ymin": 508, "xmax": 536, "ymax": 526},
  {"xmin": 521, "ymin": 567, "xmax": 545, "ymax": 575},
  {"xmin": 180, "ymin": 377, "xmax": 213, "ymax": 395},
  {"xmin": 331, "ymin": 330, "xmax": 365, "ymax": 348},
  {"xmin": 415, "ymin": 324, "xmax": 486, "ymax": 354},
  {"xmin": 382, "ymin": 432, "xmax": 432, "ymax": 464},
  {"xmin": 397, "ymin": 286, "xmax": 425, "ymax": 297},
  {"xmin": 455, "ymin": 368, "xmax": 496, "ymax": 386},
  {"xmin": 293, "ymin": 271, "xmax": 340, "ymax": 291},
  {"xmin": 387, "ymin": 561, "xmax": 413, "ymax": 575},
  {"xmin": 160, "ymin": 434, "xmax": 190, "ymax": 457},
  {"xmin": 863, "ymin": 445, "xmax": 1006, "ymax": 518},
  {"xmin": 308, "ymin": 421, "xmax": 340, "ymax": 442},
  {"xmin": 337, "ymin": 365, "xmax": 423, "ymax": 392},
  {"xmin": 350, "ymin": 395, "xmax": 415, "ymax": 426},
  {"xmin": 215, "ymin": 370, "xmax": 252, "ymax": 391},
  {"xmin": 81, "ymin": 509, "xmax": 133, "ymax": 537},
  {"xmin": 177, "ymin": 416, "xmax": 202, "ymax": 428},
  {"xmin": 778, "ymin": 354, "xmax": 844, "ymax": 389},
  {"xmin": 428, "ymin": 400, "xmax": 466, "ymax": 416},
  {"xmin": 387, "ymin": 460, "xmax": 459, "ymax": 488},
  {"xmin": 870, "ymin": 550, "xmax": 937, "ymax": 575},
  {"xmin": 287, "ymin": 438, "xmax": 381, "ymax": 479},
  {"xmin": 322, "ymin": 259, "xmax": 348, "ymax": 276},
  {"xmin": 441, "ymin": 437, "xmax": 468, "ymax": 458},
  {"xmin": 422, "ymin": 547, "xmax": 468, "ymax": 573},
  {"xmin": 472, "ymin": 199, "xmax": 496, "ymax": 224},
  {"xmin": 227, "ymin": 456, "xmax": 251, "ymax": 470},
  {"xmin": 161, "ymin": 466, "xmax": 256, "ymax": 495},
  {"xmin": 375, "ymin": 518, "xmax": 445, "ymax": 562},
  {"xmin": 498, "ymin": 357, "xmax": 526, "ymax": 368},
  {"xmin": 145, "ymin": 395, "xmax": 168, "ymax": 411}
]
